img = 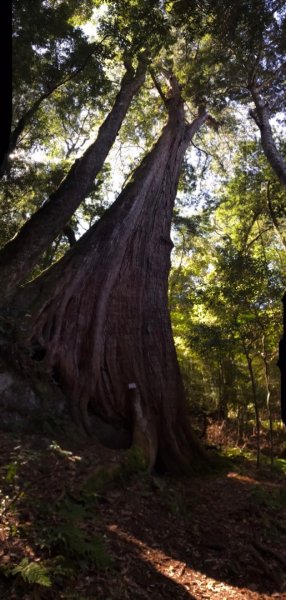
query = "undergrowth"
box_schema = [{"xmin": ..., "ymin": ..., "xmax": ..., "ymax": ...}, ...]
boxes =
[
  {"xmin": 2, "ymin": 430, "xmax": 285, "ymax": 598},
  {"xmin": 0, "ymin": 442, "xmax": 117, "ymax": 597},
  {"xmin": 0, "ymin": 434, "xmax": 152, "ymax": 597},
  {"xmin": 222, "ymin": 447, "xmax": 286, "ymax": 475},
  {"xmin": 1, "ymin": 487, "xmax": 113, "ymax": 596}
]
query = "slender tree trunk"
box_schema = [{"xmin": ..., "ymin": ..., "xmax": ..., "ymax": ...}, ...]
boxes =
[
  {"xmin": 0, "ymin": 60, "xmax": 146, "ymax": 306},
  {"xmin": 277, "ymin": 293, "xmax": 286, "ymax": 426},
  {"xmin": 249, "ymin": 87, "xmax": 286, "ymax": 188},
  {"xmin": 218, "ymin": 357, "xmax": 232, "ymax": 420},
  {"xmin": 237, "ymin": 404, "xmax": 245, "ymax": 445},
  {"xmin": 9, "ymin": 84, "xmax": 210, "ymax": 473},
  {"xmin": 244, "ymin": 350, "xmax": 261, "ymax": 467},
  {"xmin": 261, "ymin": 344, "xmax": 274, "ymax": 467}
]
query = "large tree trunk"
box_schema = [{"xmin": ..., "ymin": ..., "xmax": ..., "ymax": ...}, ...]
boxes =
[
  {"xmin": 0, "ymin": 59, "xmax": 146, "ymax": 306},
  {"xmin": 8, "ymin": 82, "xmax": 210, "ymax": 473}
]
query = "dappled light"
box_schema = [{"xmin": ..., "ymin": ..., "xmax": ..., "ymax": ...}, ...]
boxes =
[{"xmin": 1, "ymin": 430, "xmax": 286, "ymax": 598}]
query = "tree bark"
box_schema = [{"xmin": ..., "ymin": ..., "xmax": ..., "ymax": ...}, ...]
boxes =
[
  {"xmin": 249, "ymin": 87, "xmax": 286, "ymax": 188},
  {"xmin": 9, "ymin": 83, "xmax": 210, "ymax": 473},
  {"xmin": 0, "ymin": 59, "xmax": 146, "ymax": 306}
]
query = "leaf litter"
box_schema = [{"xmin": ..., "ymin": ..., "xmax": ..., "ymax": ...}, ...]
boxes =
[{"xmin": 0, "ymin": 430, "xmax": 285, "ymax": 599}]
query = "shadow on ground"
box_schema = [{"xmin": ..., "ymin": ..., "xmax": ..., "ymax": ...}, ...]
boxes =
[{"xmin": 0, "ymin": 429, "xmax": 285, "ymax": 599}]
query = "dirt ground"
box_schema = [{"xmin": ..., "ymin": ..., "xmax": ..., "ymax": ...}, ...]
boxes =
[{"xmin": 0, "ymin": 427, "xmax": 285, "ymax": 600}]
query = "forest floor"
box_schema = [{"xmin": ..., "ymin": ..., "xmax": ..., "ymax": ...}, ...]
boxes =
[{"xmin": 0, "ymin": 423, "xmax": 286, "ymax": 600}]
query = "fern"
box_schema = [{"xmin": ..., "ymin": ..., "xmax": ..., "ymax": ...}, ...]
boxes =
[
  {"xmin": 37, "ymin": 495, "xmax": 112, "ymax": 570},
  {"xmin": 12, "ymin": 558, "xmax": 52, "ymax": 587},
  {"xmin": 46, "ymin": 522, "xmax": 111, "ymax": 569},
  {"xmin": 56, "ymin": 496, "xmax": 88, "ymax": 520}
]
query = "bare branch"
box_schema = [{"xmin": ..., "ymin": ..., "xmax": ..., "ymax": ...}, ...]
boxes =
[{"xmin": 149, "ymin": 68, "xmax": 168, "ymax": 107}]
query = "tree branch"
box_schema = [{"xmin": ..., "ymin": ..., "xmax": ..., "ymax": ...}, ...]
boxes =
[
  {"xmin": 0, "ymin": 39, "xmax": 108, "ymax": 178},
  {"xmin": 149, "ymin": 68, "xmax": 168, "ymax": 107},
  {"xmin": 256, "ymin": 60, "xmax": 286, "ymax": 92},
  {"xmin": 266, "ymin": 180, "xmax": 286, "ymax": 249},
  {"xmin": 0, "ymin": 61, "xmax": 147, "ymax": 305},
  {"xmin": 249, "ymin": 87, "xmax": 286, "ymax": 187}
]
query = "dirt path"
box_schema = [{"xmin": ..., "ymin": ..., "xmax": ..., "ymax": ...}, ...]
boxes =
[{"xmin": 0, "ymin": 431, "xmax": 285, "ymax": 599}]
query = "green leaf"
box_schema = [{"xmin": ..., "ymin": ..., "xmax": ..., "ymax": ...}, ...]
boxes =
[{"xmin": 12, "ymin": 558, "xmax": 52, "ymax": 587}]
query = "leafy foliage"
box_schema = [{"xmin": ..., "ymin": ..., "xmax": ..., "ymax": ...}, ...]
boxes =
[
  {"xmin": 170, "ymin": 137, "xmax": 285, "ymax": 446},
  {"xmin": 11, "ymin": 558, "xmax": 52, "ymax": 587}
]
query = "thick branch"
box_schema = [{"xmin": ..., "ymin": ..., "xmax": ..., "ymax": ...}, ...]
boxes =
[
  {"xmin": 186, "ymin": 107, "xmax": 208, "ymax": 142},
  {"xmin": 249, "ymin": 87, "xmax": 286, "ymax": 187},
  {"xmin": 0, "ymin": 60, "xmax": 146, "ymax": 306}
]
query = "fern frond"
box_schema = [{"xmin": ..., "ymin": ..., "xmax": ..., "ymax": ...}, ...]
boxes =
[{"xmin": 12, "ymin": 558, "xmax": 52, "ymax": 587}]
